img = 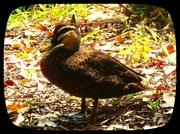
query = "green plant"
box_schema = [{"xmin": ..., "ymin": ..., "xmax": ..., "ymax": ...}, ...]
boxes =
[
  {"xmin": 119, "ymin": 25, "xmax": 155, "ymax": 64},
  {"xmin": 148, "ymin": 99, "xmax": 159, "ymax": 109},
  {"xmin": 25, "ymin": 99, "xmax": 37, "ymax": 109},
  {"xmin": 7, "ymin": 4, "xmax": 92, "ymax": 29}
]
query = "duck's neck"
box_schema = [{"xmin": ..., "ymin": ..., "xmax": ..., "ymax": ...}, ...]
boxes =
[{"xmin": 49, "ymin": 45, "xmax": 77, "ymax": 61}]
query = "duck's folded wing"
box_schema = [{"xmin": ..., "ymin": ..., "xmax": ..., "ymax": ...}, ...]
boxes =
[{"xmin": 85, "ymin": 51, "xmax": 143, "ymax": 83}]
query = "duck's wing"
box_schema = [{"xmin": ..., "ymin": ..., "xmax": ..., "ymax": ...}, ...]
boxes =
[
  {"xmin": 63, "ymin": 48, "xmax": 143, "ymax": 85},
  {"xmin": 84, "ymin": 50, "xmax": 143, "ymax": 83}
]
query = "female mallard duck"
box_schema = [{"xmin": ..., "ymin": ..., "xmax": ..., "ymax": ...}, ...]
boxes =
[{"xmin": 40, "ymin": 23, "xmax": 152, "ymax": 122}]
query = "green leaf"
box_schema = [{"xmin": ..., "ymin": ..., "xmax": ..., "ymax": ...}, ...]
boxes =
[
  {"xmin": 144, "ymin": 44, "xmax": 151, "ymax": 51},
  {"xmin": 16, "ymin": 52, "xmax": 29, "ymax": 58},
  {"xmin": 25, "ymin": 69, "xmax": 34, "ymax": 76},
  {"xmin": 111, "ymin": 98, "xmax": 120, "ymax": 104},
  {"xmin": 69, "ymin": 96, "xmax": 82, "ymax": 100},
  {"xmin": 149, "ymin": 101, "xmax": 155, "ymax": 109},
  {"xmin": 149, "ymin": 100, "xmax": 159, "ymax": 109},
  {"xmin": 81, "ymin": 30, "xmax": 100, "ymax": 41},
  {"xmin": 124, "ymin": 110, "xmax": 133, "ymax": 116}
]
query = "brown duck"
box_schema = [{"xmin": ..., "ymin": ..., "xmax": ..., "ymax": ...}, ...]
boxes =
[{"xmin": 40, "ymin": 23, "xmax": 152, "ymax": 122}]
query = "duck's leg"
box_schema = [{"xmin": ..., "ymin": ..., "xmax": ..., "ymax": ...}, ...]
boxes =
[
  {"xmin": 69, "ymin": 98, "xmax": 98, "ymax": 123},
  {"xmin": 86, "ymin": 98, "xmax": 98, "ymax": 122},
  {"xmin": 69, "ymin": 98, "xmax": 86, "ymax": 118},
  {"xmin": 80, "ymin": 97, "xmax": 86, "ymax": 114}
]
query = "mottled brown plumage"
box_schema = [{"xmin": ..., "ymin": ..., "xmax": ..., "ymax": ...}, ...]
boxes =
[{"xmin": 40, "ymin": 23, "xmax": 152, "ymax": 122}]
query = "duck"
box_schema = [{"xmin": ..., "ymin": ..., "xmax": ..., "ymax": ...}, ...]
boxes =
[{"xmin": 40, "ymin": 23, "xmax": 152, "ymax": 122}]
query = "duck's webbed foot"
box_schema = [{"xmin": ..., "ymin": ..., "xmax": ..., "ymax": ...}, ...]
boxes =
[{"xmin": 69, "ymin": 98, "xmax": 98, "ymax": 124}]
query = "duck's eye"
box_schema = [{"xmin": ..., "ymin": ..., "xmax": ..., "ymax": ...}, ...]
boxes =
[{"xmin": 60, "ymin": 29, "xmax": 67, "ymax": 34}]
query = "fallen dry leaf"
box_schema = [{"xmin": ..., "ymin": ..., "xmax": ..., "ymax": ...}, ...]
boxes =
[
  {"xmin": 6, "ymin": 102, "xmax": 28, "ymax": 110},
  {"xmin": 116, "ymin": 35, "xmax": 123, "ymax": 43},
  {"xmin": 35, "ymin": 23, "xmax": 47, "ymax": 31},
  {"xmin": 13, "ymin": 113, "xmax": 25, "ymax": 126},
  {"xmin": 6, "ymin": 65, "xmax": 13, "ymax": 70},
  {"xmin": 162, "ymin": 92, "xmax": 175, "ymax": 105},
  {"xmin": 166, "ymin": 44, "xmax": 175, "ymax": 53},
  {"xmin": 12, "ymin": 43, "xmax": 21, "ymax": 49},
  {"xmin": 20, "ymin": 78, "xmax": 29, "ymax": 83},
  {"xmin": 163, "ymin": 66, "xmax": 176, "ymax": 75},
  {"xmin": 22, "ymin": 46, "xmax": 32, "ymax": 53},
  {"xmin": 4, "ymin": 79, "xmax": 15, "ymax": 86}
]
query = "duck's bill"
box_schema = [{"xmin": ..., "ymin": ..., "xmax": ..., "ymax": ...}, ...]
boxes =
[{"xmin": 40, "ymin": 43, "xmax": 65, "ymax": 53}]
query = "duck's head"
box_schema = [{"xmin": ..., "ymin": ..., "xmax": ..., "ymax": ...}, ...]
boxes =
[{"xmin": 40, "ymin": 23, "xmax": 81, "ymax": 53}]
